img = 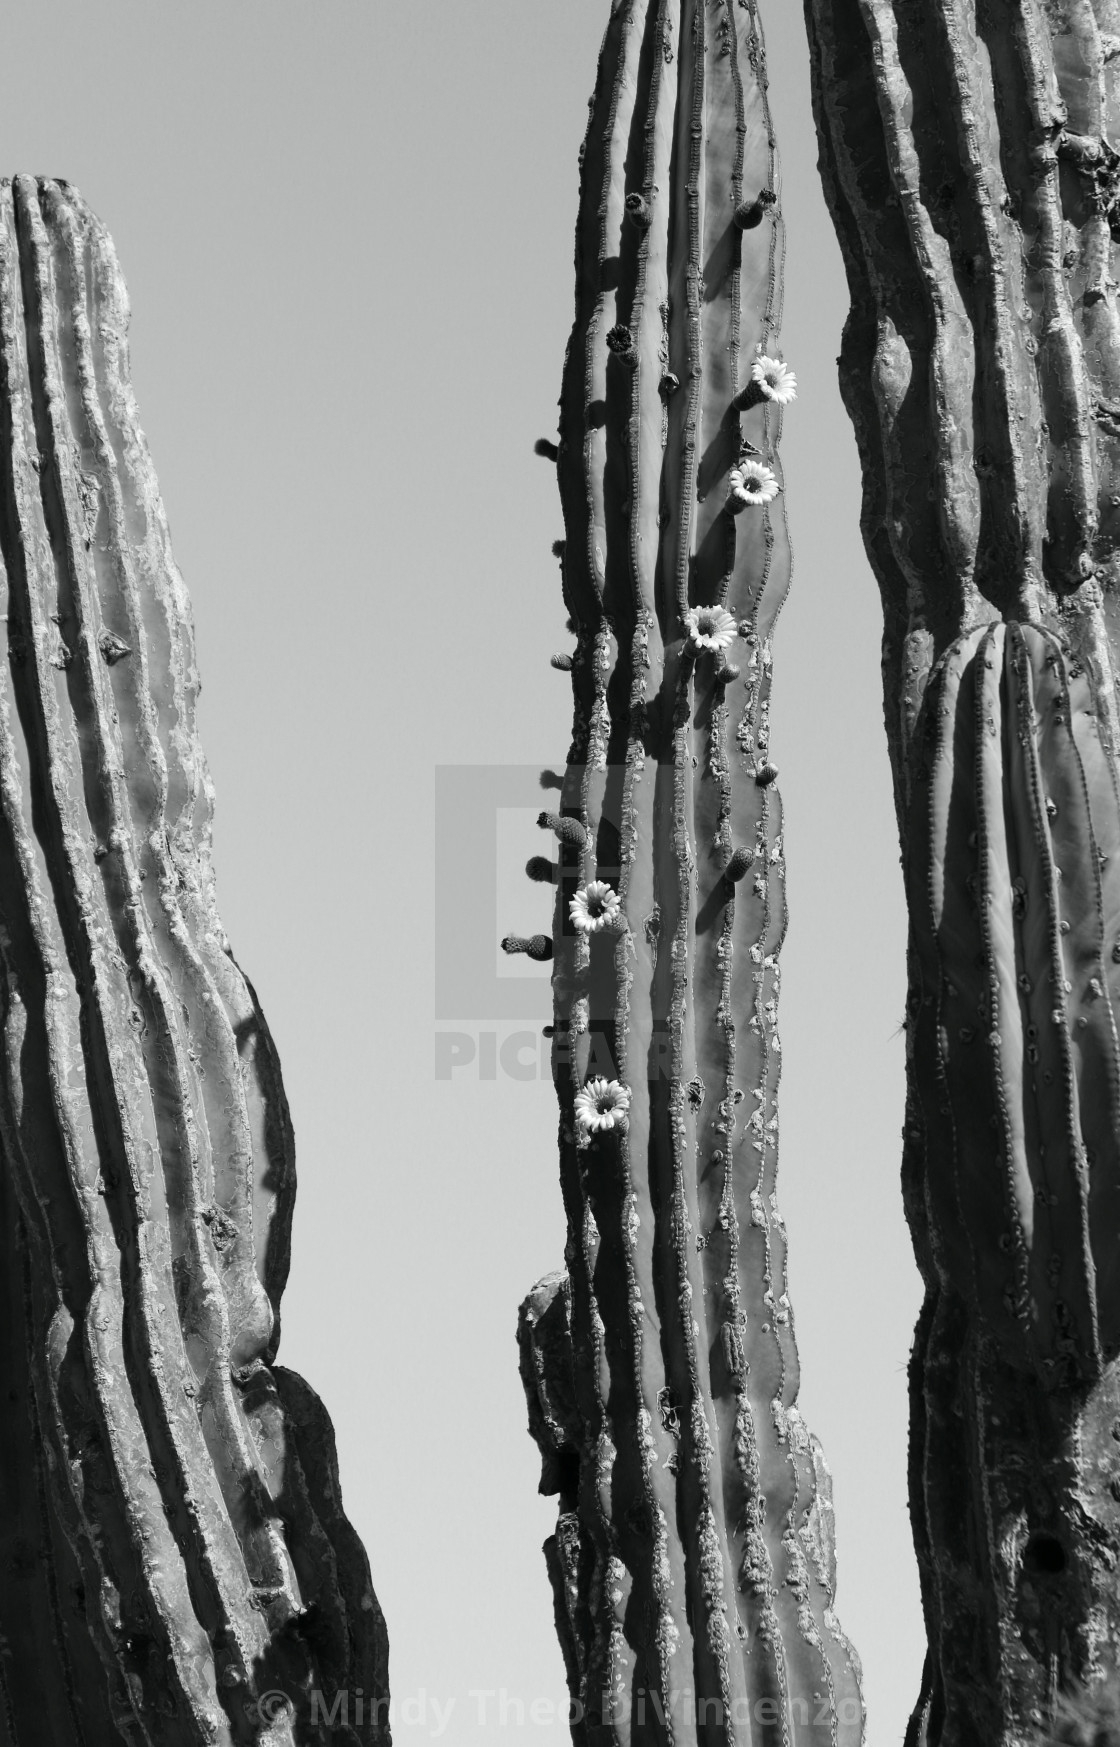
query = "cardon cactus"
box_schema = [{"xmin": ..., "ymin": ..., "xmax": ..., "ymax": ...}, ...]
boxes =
[
  {"xmin": 0, "ymin": 176, "xmax": 387, "ymax": 1744},
  {"xmin": 803, "ymin": 0, "xmax": 1120, "ymax": 1738},
  {"xmin": 1030, "ymin": 1674, "xmax": 1120, "ymax": 1746},
  {"xmin": 515, "ymin": 4, "xmax": 864, "ymax": 1742}
]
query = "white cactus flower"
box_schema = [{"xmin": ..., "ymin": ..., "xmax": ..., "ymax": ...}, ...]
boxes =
[
  {"xmin": 683, "ymin": 605, "xmax": 738, "ymax": 652},
  {"xmin": 569, "ymin": 880, "xmax": 622, "ymax": 933},
  {"xmin": 574, "ymin": 1077, "xmax": 631, "ymax": 1133},
  {"xmin": 728, "ymin": 460, "xmax": 780, "ymax": 511},
  {"xmin": 751, "ymin": 354, "xmax": 797, "ymax": 403}
]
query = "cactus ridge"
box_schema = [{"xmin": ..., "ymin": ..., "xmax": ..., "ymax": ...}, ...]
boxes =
[
  {"xmin": 0, "ymin": 177, "xmax": 387, "ymax": 1745},
  {"xmin": 903, "ymin": 622, "xmax": 1120, "ymax": 1731},
  {"xmin": 518, "ymin": 4, "xmax": 864, "ymax": 1742},
  {"xmin": 907, "ymin": 620, "xmax": 1120, "ymax": 1375}
]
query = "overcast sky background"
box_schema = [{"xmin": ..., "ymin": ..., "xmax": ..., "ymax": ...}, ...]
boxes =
[{"xmin": 6, "ymin": 5, "xmax": 923, "ymax": 1743}]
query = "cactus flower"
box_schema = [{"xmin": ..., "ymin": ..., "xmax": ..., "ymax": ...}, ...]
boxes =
[
  {"xmin": 569, "ymin": 880, "xmax": 621, "ymax": 933},
  {"xmin": 683, "ymin": 605, "xmax": 738, "ymax": 652},
  {"xmin": 750, "ymin": 354, "xmax": 797, "ymax": 403},
  {"xmin": 574, "ymin": 1077, "xmax": 630, "ymax": 1132},
  {"xmin": 728, "ymin": 459, "xmax": 780, "ymax": 510}
]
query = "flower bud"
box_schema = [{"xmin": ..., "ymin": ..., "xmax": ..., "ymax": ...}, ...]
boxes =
[
  {"xmin": 732, "ymin": 189, "xmax": 776, "ymax": 231},
  {"xmin": 501, "ymin": 934, "xmax": 554, "ymax": 961},
  {"xmin": 537, "ymin": 812, "xmax": 588, "ymax": 848},
  {"xmin": 606, "ymin": 324, "xmax": 638, "ymax": 368}
]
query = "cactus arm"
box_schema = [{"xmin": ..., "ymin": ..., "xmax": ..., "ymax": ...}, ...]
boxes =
[
  {"xmin": 0, "ymin": 176, "xmax": 386, "ymax": 1744},
  {"xmin": 520, "ymin": 5, "xmax": 865, "ymax": 1743}
]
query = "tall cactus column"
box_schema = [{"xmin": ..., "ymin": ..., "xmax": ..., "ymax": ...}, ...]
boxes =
[
  {"xmin": 515, "ymin": 5, "xmax": 865, "ymax": 1742},
  {"xmin": 804, "ymin": 1, "xmax": 1120, "ymax": 1740},
  {"xmin": 0, "ymin": 176, "xmax": 388, "ymax": 1746}
]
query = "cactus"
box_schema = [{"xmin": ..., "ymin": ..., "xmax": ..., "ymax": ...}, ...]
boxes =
[
  {"xmin": 0, "ymin": 176, "xmax": 387, "ymax": 1744},
  {"xmin": 1029, "ymin": 1675, "xmax": 1120, "ymax": 1746},
  {"xmin": 803, "ymin": 0, "xmax": 1120, "ymax": 1737},
  {"xmin": 514, "ymin": 5, "xmax": 864, "ymax": 1742}
]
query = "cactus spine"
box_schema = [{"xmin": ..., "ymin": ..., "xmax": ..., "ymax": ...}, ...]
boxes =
[
  {"xmin": 0, "ymin": 176, "xmax": 387, "ymax": 1745},
  {"xmin": 516, "ymin": 5, "xmax": 865, "ymax": 1742},
  {"xmin": 804, "ymin": 0, "xmax": 1120, "ymax": 1737}
]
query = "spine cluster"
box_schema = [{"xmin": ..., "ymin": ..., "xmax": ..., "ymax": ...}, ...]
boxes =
[
  {"xmin": 0, "ymin": 176, "xmax": 387, "ymax": 1746},
  {"xmin": 514, "ymin": 4, "xmax": 864, "ymax": 1742}
]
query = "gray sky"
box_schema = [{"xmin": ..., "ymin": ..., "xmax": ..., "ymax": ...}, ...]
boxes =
[{"xmin": 7, "ymin": 4, "xmax": 923, "ymax": 1742}]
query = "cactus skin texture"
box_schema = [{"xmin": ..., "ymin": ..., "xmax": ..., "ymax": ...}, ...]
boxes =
[
  {"xmin": 0, "ymin": 177, "xmax": 388, "ymax": 1745},
  {"xmin": 803, "ymin": 0, "xmax": 1120, "ymax": 1740},
  {"xmin": 516, "ymin": 6, "xmax": 865, "ymax": 1744}
]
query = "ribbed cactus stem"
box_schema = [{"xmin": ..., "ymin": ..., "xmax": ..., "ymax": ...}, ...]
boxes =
[
  {"xmin": 0, "ymin": 176, "xmax": 387, "ymax": 1745},
  {"xmin": 516, "ymin": 6, "xmax": 864, "ymax": 1743},
  {"xmin": 804, "ymin": 0, "xmax": 1120, "ymax": 1736}
]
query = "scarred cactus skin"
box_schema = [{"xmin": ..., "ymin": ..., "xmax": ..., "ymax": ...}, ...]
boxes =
[
  {"xmin": 803, "ymin": 0, "xmax": 1120, "ymax": 1739},
  {"xmin": 0, "ymin": 177, "xmax": 388, "ymax": 1744},
  {"xmin": 516, "ymin": 6, "xmax": 865, "ymax": 1744}
]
